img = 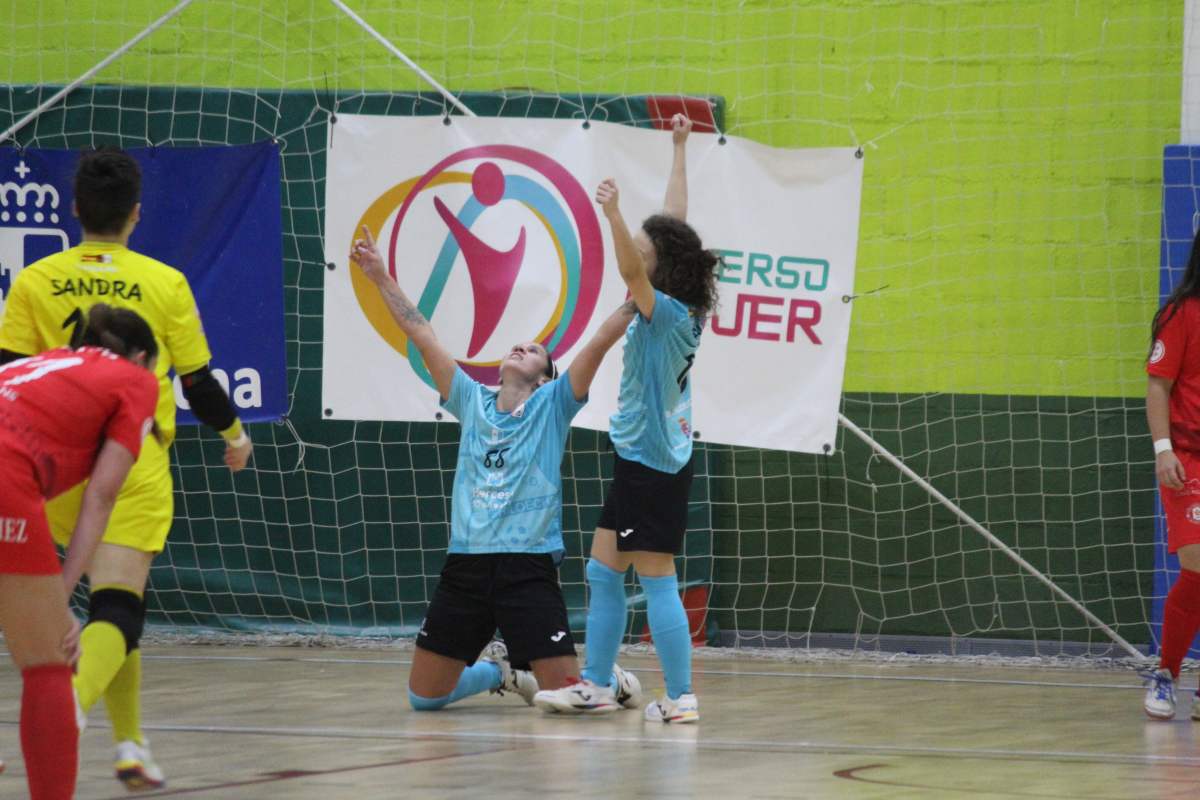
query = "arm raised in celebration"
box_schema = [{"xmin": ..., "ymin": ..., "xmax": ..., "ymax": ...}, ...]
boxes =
[{"xmin": 350, "ymin": 225, "xmax": 457, "ymax": 401}]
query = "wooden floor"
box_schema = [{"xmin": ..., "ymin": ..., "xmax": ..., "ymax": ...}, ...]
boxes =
[{"xmin": 1, "ymin": 646, "xmax": 1198, "ymax": 799}]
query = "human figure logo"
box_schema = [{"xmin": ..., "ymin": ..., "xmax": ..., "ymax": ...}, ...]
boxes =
[{"xmin": 351, "ymin": 146, "xmax": 604, "ymax": 388}]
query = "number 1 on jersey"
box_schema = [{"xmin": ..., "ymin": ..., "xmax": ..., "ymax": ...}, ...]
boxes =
[{"xmin": 62, "ymin": 307, "xmax": 84, "ymax": 344}]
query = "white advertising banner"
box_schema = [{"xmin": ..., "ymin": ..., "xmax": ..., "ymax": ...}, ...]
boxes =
[{"xmin": 322, "ymin": 115, "xmax": 862, "ymax": 454}]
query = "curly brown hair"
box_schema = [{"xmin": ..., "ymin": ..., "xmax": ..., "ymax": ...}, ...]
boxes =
[{"xmin": 641, "ymin": 214, "xmax": 720, "ymax": 317}]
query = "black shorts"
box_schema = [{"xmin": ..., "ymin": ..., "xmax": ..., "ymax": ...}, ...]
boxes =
[
  {"xmin": 417, "ymin": 553, "xmax": 576, "ymax": 668},
  {"xmin": 597, "ymin": 449, "xmax": 693, "ymax": 554}
]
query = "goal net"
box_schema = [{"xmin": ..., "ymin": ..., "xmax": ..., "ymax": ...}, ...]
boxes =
[{"xmin": 0, "ymin": 0, "xmax": 1178, "ymax": 659}]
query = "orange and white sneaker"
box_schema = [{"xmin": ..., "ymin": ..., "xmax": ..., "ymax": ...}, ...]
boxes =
[
  {"xmin": 115, "ymin": 739, "xmax": 165, "ymax": 791},
  {"xmin": 644, "ymin": 692, "xmax": 699, "ymax": 724}
]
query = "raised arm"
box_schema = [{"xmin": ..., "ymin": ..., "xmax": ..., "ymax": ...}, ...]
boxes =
[
  {"xmin": 567, "ymin": 301, "xmax": 637, "ymax": 401},
  {"xmin": 351, "ymin": 225, "xmax": 456, "ymax": 401},
  {"xmin": 662, "ymin": 113, "xmax": 692, "ymax": 220},
  {"xmin": 596, "ymin": 179, "xmax": 655, "ymax": 320}
]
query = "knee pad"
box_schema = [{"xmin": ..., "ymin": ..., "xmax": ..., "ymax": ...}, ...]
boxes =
[{"xmin": 87, "ymin": 588, "xmax": 145, "ymax": 654}]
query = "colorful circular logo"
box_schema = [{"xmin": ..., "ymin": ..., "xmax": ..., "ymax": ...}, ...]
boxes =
[
  {"xmin": 350, "ymin": 145, "xmax": 603, "ymax": 387},
  {"xmin": 1150, "ymin": 339, "xmax": 1166, "ymax": 365}
]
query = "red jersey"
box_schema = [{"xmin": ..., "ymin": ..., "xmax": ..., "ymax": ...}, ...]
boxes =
[
  {"xmin": 1149, "ymin": 296, "xmax": 1200, "ymax": 454},
  {"xmin": 0, "ymin": 347, "xmax": 158, "ymax": 498}
]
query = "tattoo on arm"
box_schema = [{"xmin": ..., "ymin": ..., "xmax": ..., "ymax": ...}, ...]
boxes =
[{"xmin": 384, "ymin": 285, "xmax": 429, "ymax": 328}]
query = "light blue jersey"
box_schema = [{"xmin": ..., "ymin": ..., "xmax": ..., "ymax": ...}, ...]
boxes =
[
  {"xmin": 609, "ymin": 289, "xmax": 703, "ymax": 474},
  {"xmin": 442, "ymin": 368, "xmax": 585, "ymax": 554}
]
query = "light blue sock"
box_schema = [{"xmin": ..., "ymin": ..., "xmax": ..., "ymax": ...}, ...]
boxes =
[
  {"xmin": 641, "ymin": 573, "xmax": 692, "ymax": 699},
  {"xmin": 407, "ymin": 661, "xmax": 501, "ymax": 711},
  {"xmin": 581, "ymin": 559, "xmax": 627, "ymax": 687}
]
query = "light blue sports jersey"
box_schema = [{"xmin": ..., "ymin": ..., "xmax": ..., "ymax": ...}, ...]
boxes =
[
  {"xmin": 442, "ymin": 368, "xmax": 585, "ymax": 554},
  {"xmin": 609, "ymin": 289, "xmax": 703, "ymax": 473}
]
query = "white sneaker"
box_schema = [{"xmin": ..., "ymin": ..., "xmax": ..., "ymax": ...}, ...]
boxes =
[
  {"xmin": 114, "ymin": 739, "xmax": 165, "ymax": 790},
  {"xmin": 1143, "ymin": 668, "xmax": 1176, "ymax": 720},
  {"xmin": 612, "ymin": 663, "xmax": 642, "ymax": 710},
  {"xmin": 533, "ymin": 679, "xmax": 619, "ymax": 715},
  {"xmin": 479, "ymin": 640, "xmax": 539, "ymax": 706},
  {"xmin": 644, "ymin": 692, "xmax": 699, "ymax": 724}
]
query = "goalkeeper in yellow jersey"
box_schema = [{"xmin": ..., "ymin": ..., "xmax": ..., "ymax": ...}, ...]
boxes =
[{"xmin": 0, "ymin": 147, "xmax": 253, "ymax": 791}]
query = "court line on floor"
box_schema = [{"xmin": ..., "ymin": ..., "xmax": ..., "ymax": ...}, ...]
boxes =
[
  {"xmin": 88, "ymin": 744, "xmax": 521, "ymax": 800},
  {"xmin": 79, "ymin": 720, "xmax": 1200, "ymax": 769},
  {"xmin": 832, "ymin": 762, "xmax": 1200, "ymax": 800},
  {"xmin": 122, "ymin": 653, "xmax": 1147, "ymax": 690}
]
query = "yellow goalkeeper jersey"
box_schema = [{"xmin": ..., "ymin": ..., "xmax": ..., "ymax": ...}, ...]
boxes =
[{"xmin": 0, "ymin": 241, "xmax": 212, "ymax": 444}]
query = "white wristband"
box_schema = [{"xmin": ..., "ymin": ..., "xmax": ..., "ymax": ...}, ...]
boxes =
[
  {"xmin": 228, "ymin": 433, "xmax": 250, "ymax": 448},
  {"xmin": 1154, "ymin": 438, "xmax": 1173, "ymax": 455}
]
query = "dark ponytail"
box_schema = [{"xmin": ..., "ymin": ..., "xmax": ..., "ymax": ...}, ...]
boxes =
[
  {"xmin": 1152, "ymin": 227, "xmax": 1200, "ymax": 357},
  {"xmin": 71, "ymin": 303, "xmax": 158, "ymax": 363}
]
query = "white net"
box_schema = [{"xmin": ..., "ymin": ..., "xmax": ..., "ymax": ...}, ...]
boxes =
[{"xmin": 0, "ymin": 0, "xmax": 1179, "ymax": 658}]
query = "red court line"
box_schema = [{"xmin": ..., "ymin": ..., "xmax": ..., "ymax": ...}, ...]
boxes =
[
  {"xmin": 93, "ymin": 745, "xmax": 522, "ymax": 799},
  {"xmin": 833, "ymin": 763, "xmax": 1200, "ymax": 800}
]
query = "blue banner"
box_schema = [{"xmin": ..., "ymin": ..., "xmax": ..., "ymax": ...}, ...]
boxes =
[
  {"xmin": 0, "ymin": 142, "xmax": 286, "ymax": 424},
  {"xmin": 1153, "ymin": 145, "xmax": 1200, "ymax": 658}
]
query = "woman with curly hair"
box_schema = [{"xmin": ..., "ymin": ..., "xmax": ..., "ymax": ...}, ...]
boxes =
[{"xmin": 535, "ymin": 115, "xmax": 719, "ymax": 723}]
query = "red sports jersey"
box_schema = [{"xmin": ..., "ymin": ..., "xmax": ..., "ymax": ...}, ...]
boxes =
[
  {"xmin": 0, "ymin": 347, "xmax": 158, "ymax": 498},
  {"xmin": 1149, "ymin": 297, "xmax": 1200, "ymax": 455}
]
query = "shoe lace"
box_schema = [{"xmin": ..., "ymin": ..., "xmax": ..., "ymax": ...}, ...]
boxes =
[{"xmin": 1138, "ymin": 668, "xmax": 1175, "ymax": 701}]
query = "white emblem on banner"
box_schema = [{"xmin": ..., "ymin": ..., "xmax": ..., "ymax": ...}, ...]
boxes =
[{"xmin": 0, "ymin": 161, "xmax": 69, "ymax": 311}]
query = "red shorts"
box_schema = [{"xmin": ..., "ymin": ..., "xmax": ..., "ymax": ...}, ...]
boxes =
[
  {"xmin": 1161, "ymin": 449, "xmax": 1200, "ymax": 554},
  {"xmin": 0, "ymin": 450, "xmax": 59, "ymax": 575}
]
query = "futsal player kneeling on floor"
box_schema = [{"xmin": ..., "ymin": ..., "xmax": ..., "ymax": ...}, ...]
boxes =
[{"xmin": 350, "ymin": 225, "xmax": 640, "ymax": 714}]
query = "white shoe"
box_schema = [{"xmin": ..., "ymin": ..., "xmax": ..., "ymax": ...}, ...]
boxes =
[
  {"xmin": 479, "ymin": 640, "xmax": 539, "ymax": 706},
  {"xmin": 1142, "ymin": 668, "xmax": 1176, "ymax": 720},
  {"xmin": 114, "ymin": 739, "xmax": 165, "ymax": 791},
  {"xmin": 533, "ymin": 679, "xmax": 619, "ymax": 715},
  {"xmin": 644, "ymin": 692, "xmax": 699, "ymax": 724},
  {"xmin": 612, "ymin": 663, "xmax": 642, "ymax": 710}
]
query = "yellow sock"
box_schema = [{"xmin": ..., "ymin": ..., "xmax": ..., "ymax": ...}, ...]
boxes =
[
  {"xmin": 104, "ymin": 648, "xmax": 143, "ymax": 744},
  {"xmin": 73, "ymin": 622, "xmax": 128, "ymax": 713}
]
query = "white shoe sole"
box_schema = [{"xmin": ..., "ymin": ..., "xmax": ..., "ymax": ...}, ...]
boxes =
[
  {"xmin": 533, "ymin": 695, "xmax": 618, "ymax": 715},
  {"xmin": 1144, "ymin": 706, "xmax": 1175, "ymax": 721}
]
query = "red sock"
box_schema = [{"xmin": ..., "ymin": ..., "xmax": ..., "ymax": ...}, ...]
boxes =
[
  {"xmin": 20, "ymin": 664, "xmax": 78, "ymax": 800},
  {"xmin": 1160, "ymin": 569, "xmax": 1200, "ymax": 679}
]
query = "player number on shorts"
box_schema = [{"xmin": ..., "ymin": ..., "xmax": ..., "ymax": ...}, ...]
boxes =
[{"xmin": 676, "ymin": 354, "xmax": 696, "ymax": 391}]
